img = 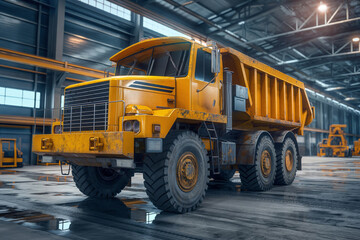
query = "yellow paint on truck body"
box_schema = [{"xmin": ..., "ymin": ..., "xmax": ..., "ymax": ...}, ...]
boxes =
[
  {"xmin": 221, "ymin": 47, "xmax": 314, "ymax": 135},
  {"xmin": 33, "ymin": 132, "xmax": 134, "ymax": 158},
  {"xmin": 32, "ymin": 37, "xmax": 313, "ymax": 161}
]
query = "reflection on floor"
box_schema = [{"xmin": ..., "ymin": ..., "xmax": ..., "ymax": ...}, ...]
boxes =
[{"xmin": 0, "ymin": 157, "xmax": 360, "ymax": 239}]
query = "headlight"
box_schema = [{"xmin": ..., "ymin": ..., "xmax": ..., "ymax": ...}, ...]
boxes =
[
  {"xmin": 123, "ymin": 120, "xmax": 140, "ymax": 133},
  {"xmin": 54, "ymin": 125, "xmax": 62, "ymax": 134},
  {"xmin": 124, "ymin": 121, "xmax": 133, "ymax": 132},
  {"xmin": 133, "ymin": 120, "xmax": 140, "ymax": 133}
]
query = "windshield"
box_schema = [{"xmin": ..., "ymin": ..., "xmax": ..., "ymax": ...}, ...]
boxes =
[{"xmin": 116, "ymin": 42, "xmax": 191, "ymax": 77}]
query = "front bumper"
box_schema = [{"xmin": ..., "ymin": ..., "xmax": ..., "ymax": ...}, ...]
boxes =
[{"xmin": 32, "ymin": 131, "xmax": 134, "ymax": 159}]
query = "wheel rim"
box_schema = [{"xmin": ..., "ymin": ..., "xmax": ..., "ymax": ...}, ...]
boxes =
[
  {"xmin": 260, "ymin": 150, "xmax": 271, "ymax": 177},
  {"xmin": 285, "ymin": 149, "xmax": 294, "ymax": 172},
  {"xmin": 97, "ymin": 168, "xmax": 119, "ymax": 181},
  {"xmin": 176, "ymin": 152, "xmax": 198, "ymax": 192}
]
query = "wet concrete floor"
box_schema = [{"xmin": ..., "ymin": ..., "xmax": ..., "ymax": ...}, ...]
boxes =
[{"xmin": 0, "ymin": 157, "xmax": 360, "ymax": 239}]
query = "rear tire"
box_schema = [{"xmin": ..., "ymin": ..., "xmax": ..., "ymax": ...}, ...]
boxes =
[
  {"xmin": 274, "ymin": 138, "xmax": 298, "ymax": 185},
  {"xmin": 143, "ymin": 131, "xmax": 209, "ymax": 213},
  {"xmin": 72, "ymin": 165, "xmax": 131, "ymax": 198},
  {"xmin": 239, "ymin": 135, "xmax": 276, "ymax": 191}
]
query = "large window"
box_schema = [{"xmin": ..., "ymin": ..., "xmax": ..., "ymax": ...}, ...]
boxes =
[
  {"xmin": 116, "ymin": 43, "xmax": 191, "ymax": 77},
  {"xmin": 78, "ymin": 0, "xmax": 131, "ymax": 21},
  {"xmin": 144, "ymin": 17, "xmax": 189, "ymax": 37},
  {"xmin": 0, "ymin": 87, "xmax": 40, "ymax": 108},
  {"xmin": 195, "ymin": 49, "xmax": 214, "ymax": 82}
]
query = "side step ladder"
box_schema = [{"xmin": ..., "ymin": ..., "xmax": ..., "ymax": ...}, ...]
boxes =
[{"xmin": 203, "ymin": 121, "xmax": 220, "ymax": 174}]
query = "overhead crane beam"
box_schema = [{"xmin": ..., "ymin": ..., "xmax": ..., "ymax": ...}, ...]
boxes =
[{"xmin": 0, "ymin": 47, "xmax": 113, "ymax": 79}]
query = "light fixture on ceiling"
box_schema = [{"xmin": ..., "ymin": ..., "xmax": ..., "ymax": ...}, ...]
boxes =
[
  {"xmin": 352, "ymin": 37, "xmax": 360, "ymax": 42},
  {"xmin": 318, "ymin": 2, "xmax": 328, "ymax": 12},
  {"xmin": 325, "ymin": 86, "xmax": 346, "ymax": 91},
  {"xmin": 350, "ymin": 82, "xmax": 360, "ymax": 86},
  {"xmin": 344, "ymin": 97, "xmax": 359, "ymax": 101}
]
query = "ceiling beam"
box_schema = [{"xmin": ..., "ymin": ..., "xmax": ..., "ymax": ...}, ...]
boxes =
[
  {"xmin": 247, "ymin": 3, "xmax": 360, "ymax": 44},
  {"xmin": 207, "ymin": 5, "xmax": 278, "ymax": 36}
]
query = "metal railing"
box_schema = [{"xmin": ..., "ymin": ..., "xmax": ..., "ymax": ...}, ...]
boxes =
[{"xmin": 34, "ymin": 100, "xmax": 126, "ymax": 134}]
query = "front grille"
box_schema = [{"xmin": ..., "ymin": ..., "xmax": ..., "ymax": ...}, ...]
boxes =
[{"xmin": 63, "ymin": 81, "xmax": 109, "ymax": 132}]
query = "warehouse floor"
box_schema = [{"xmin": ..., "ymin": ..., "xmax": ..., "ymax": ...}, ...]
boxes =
[{"xmin": 0, "ymin": 157, "xmax": 359, "ymax": 240}]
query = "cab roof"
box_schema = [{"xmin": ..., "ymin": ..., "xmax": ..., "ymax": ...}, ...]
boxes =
[{"xmin": 109, "ymin": 37, "xmax": 193, "ymax": 62}]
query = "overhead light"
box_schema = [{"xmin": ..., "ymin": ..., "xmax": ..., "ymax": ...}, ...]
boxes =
[
  {"xmin": 325, "ymin": 86, "xmax": 346, "ymax": 91},
  {"xmin": 344, "ymin": 97, "xmax": 359, "ymax": 101},
  {"xmin": 351, "ymin": 82, "xmax": 360, "ymax": 86},
  {"xmin": 315, "ymin": 80, "xmax": 330, "ymax": 88},
  {"xmin": 238, "ymin": 21, "xmax": 245, "ymax": 26},
  {"xmin": 318, "ymin": 2, "xmax": 328, "ymax": 12},
  {"xmin": 278, "ymin": 59, "xmax": 299, "ymax": 65},
  {"xmin": 353, "ymin": 37, "xmax": 360, "ymax": 42}
]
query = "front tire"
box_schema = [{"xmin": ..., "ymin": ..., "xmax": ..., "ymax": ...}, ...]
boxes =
[
  {"xmin": 143, "ymin": 131, "xmax": 209, "ymax": 213},
  {"xmin": 239, "ymin": 135, "xmax": 276, "ymax": 191},
  {"xmin": 275, "ymin": 138, "xmax": 298, "ymax": 185},
  {"xmin": 72, "ymin": 165, "xmax": 131, "ymax": 198}
]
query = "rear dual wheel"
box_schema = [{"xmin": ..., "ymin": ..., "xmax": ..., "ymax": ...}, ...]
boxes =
[
  {"xmin": 275, "ymin": 138, "xmax": 298, "ymax": 185},
  {"xmin": 239, "ymin": 135, "xmax": 276, "ymax": 191}
]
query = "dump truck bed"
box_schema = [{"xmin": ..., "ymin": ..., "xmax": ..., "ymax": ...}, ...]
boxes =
[{"xmin": 221, "ymin": 47, "xmax": 314, "ymax": 135}]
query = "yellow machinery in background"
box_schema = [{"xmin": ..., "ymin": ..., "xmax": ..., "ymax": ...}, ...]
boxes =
[
  {"xmin": 0, "ymin": 138, "xmax": 23, "ymax": 168},
  {"xmin": 317, "ymin": 138, "xmax": 328, "ymax": 157},
  {"xmin": 32, "ymin": 37, "xmax": 314, "ymax": 213},
  {"xmin": 353, "ymin": 139, "xmax": 360, "ymax": 156},
  {"xmin": 317, "ymin": 124, "xmax": 351, "ymax": 157}
]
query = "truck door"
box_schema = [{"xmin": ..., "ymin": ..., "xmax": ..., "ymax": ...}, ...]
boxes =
[{"xmin": 191, "ymin": 48, "xmax": 221, "ymax": 114}]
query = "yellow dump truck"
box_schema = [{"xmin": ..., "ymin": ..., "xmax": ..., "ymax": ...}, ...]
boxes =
[
  {"xmin": 317, "ymin": 124, "xmax": 351, "ymax": 157},
  {"xmin": 33, "ymin": 37, "xmax": 314, "ymax": 213}
]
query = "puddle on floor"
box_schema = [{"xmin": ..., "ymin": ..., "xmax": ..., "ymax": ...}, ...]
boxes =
[
  {"xmin": 60, "ymin": 197, "xmax": 160, "ymax": 224},
  {"xmin": 0, "ymin": 205, "xmax": 71, "ymax": 231},
  {"xmin": 30, "ymin": 175, "xmax": 72, "ymax": 182},
  {"xmin": 0, "ymin": 167, "xmax": 73, "ymax": 183},
  {"xmin": 0, "ymin": 181, "xmax": 15, "ymax": 189},
  {"xmin": 0, "ymin": 170, "xmax": 18, "ymax": 175}
]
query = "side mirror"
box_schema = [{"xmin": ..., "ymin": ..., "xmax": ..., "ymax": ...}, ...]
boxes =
[{"xmin": 210, "ymin": 41, "xmax": 220, "ymax": 73}]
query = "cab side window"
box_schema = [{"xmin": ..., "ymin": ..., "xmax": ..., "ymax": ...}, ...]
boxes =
[{"xmin": 195, "ymin": 49, "xmax": 214, "ymax": 82}]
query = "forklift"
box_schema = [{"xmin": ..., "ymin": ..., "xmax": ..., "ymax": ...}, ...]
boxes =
[{"xmin": 0, "ymin": 138, "xmax": 23, "ymax": 168}]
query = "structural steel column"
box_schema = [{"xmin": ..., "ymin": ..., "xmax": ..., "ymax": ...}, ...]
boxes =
[
  {"xmin": 131, "ymin": 12, "xmax": 144, "ymax": 44},
  {"xmin": 45, "ymin": 0, "xmax": 65, "ymax": 117}
]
